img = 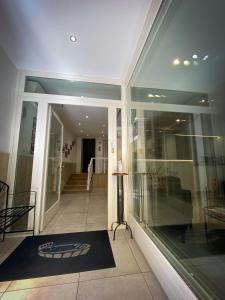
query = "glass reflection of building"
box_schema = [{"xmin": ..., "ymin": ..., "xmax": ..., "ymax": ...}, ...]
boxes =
[{"xmin": 128, "ymin": 0, "xmax": 225, "ymax": 298}]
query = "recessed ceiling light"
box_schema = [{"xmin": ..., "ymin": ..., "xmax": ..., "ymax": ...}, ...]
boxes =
[
  {"xmin": 78, "ymin": 122, "xmax": 81, "ymax": 126},
  {"xmin": 148, "ymin": 93, "xmax": 154, "ymax": 98},
  {"xmin": 192, "ymin": 54, "xmax": 198, "ymax": 59},
  {"xmin": 101, "ymin": 130, "xmax": 104, "ymax": 134},
  {"xmin": 200, "ymin": 99, "xmax": 206, "ymax": 103},
  {"xmin": 176, "ymin": 119, "xmax": 181, "ymax": 123},
  {"xmin": 70, "ymin": 35, "xmax": 77, "ymax": 43},
  {"xmin": 183, "ymin": 60, "xmax": 190, "ymax": 66},
  {"xmin": 85, "ymin": 115, "xmax": 89, "ymax": 119},
  {"xmin": 103, "ymin": 134, "xmax": 105, "ymax": 137},
  {"xmin": 86, "ymin": 134, "xmax": 89, "ymax": 137},
  {"xmin": 173, "ymin": 58, "xmax": 180, "ymax": 66},
  {"xmin": 155, "ymin": 94, "xmax": 160, "ymax": 98}
]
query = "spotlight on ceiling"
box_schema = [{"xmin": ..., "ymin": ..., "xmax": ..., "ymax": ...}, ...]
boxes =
[
  {"xmin": 70, "ymin": 35, "xmax": 77, "ymax": 43},
  {"xmin": 85, "ymin": 115, "xmax": 89, "ymax": 119},
  {"xmin": 176, "ymin": 119, "xmax": 181, "ymax": 123},
  {"xmin": 192, "ymin": 54, "xmax": 198, "ymax": 59}
]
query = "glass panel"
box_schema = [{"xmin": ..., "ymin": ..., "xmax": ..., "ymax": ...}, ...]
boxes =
[
  {"xmin": 129, "ymin": 0, "xmax": 225, "ymax": 107},
  {"xmin": 130, "ymin": 109, "xmax": 225, "ymax": 298},
  {"xmin": 45, "ymin": 112, "xmax": 63, "ymax": 212},
  {"xmin": 13, "ymin": 101, "xmax": 38, "ymax": 229},
  {"xmin": 25, "ymin": 76, "xmax": 121, "ymax": 100},
  {"xmin": 128, "ymin": 0, "xmax": 225, "ymax": 298},
  {"xmin": 117, "ymin": 108, "xmax": 122, "ymax": 168}
]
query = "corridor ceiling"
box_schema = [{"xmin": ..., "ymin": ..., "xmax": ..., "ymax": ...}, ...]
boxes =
[{"xmin": 0, "ymin": 0, "xmax": 151, "ymax": 81}]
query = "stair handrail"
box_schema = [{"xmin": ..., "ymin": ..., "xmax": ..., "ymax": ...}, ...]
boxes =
[{"xmin": 87, "ymin": 157, "xmax": 108, "ymax": 191}]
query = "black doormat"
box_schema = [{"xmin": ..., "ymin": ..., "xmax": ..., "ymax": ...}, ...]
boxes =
[{"xmin": 0, "ymin": 230, "xmax": 115, "ymax": 282}]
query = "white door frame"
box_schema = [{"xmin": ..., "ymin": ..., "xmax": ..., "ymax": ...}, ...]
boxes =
[
  {"xmin": 8, "ymin": 71, "xmax": 127, "ymax": 234},
  {"xmin": 40, "ymin": 107, "xmax": 64, "ymax": 231}
]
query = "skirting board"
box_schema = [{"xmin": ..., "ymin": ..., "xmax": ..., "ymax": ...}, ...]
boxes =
[
  {"xmin": 43, "ymin": 200, "xmax": 60, "ymax": 229},
  {"xmin": 128, "ymin": 215, "xmax": 197, "ymax": 300}
]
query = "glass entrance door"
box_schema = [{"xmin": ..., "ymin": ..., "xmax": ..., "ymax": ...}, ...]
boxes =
[{"xmin": 42, "ymin": 107, "xmax": 63, "ymax": 228}]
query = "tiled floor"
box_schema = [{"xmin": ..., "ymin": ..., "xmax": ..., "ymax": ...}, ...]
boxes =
[{"xmin": 0, "ymin": 189, "xmax": 168, "ymax": 299}]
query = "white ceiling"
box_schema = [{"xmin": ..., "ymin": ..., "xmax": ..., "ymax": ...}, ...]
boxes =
[
  {"xmin": 53, "ymin": 104, "xmax": 108, "ymax": 138},
  {"xmin": 0, "ymin": 0, "xmax": 151, "ymax": 81}
]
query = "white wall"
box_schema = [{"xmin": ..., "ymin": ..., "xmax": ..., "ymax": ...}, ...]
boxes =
[{"xmin": 0, "ymin": 46, "xmax": 18, "ymax": 152}]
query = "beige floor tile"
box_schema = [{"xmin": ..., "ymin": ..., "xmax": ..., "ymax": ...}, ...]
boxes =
[
  {"xmin": 108, "ymin": 229, "xmax": 126, "ymax": 240},
  {"xmin": 0, "ymin": 253, "xmax": 10, "ymax": 264},
  {"xmin": 41, "ymin": 224, "xmax": 86, "ymax": 235},
  {"xmin": 86, "ymin": 215, "xmax": 107, "ymax": 224},
  {"xmin": 79, "ymin": 239, "xmax": 140, "ymax": 281},
  {"xmin": 0, "ymin": 237, "xmax": 24, "ymax": 254},
  {"xmin": 126, "ymin": 238, "xmax": 151, "ymax": 272},
  {"xmin": 85, "ymin": 223, "xmax": 108, "ymax": 232},
  {"xmin": 0, "ymin": 282, "xmax": 11, "ymax": 293},
  {"xmin": 77, "ymin": 273, "xmax": 153, "ymax": 300},
  {"xmin": 1, "ymin": 283, "xmax": 78, "ymax": 300},
  {"xmin": 143, "ymin": 272, "xmax": 168, "ymax": 300},
  {"xmin": 7, "ymin": 273, "xmax": 79, "ymax": 291}
]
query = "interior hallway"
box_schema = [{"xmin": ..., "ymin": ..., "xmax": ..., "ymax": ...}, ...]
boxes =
[{"xmin": 0, "ymin": 189, "xmax": 168, "ymax": 300}]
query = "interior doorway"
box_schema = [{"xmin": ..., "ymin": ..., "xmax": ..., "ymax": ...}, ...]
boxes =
[
  {"xmin": 41, "ymin": 104, "xmax": 109, "ymax": 234},
  {"xmin": 82, "ymin": 139, "xmax": 95, "ymax": 173}
]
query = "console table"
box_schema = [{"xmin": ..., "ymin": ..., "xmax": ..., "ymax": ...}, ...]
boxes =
[{"xmin": 111, "ymin": 172, "xmax": 132, "ymax": 240}]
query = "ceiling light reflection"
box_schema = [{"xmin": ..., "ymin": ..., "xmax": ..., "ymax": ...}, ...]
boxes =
[
  {"xmin": 183, "ymin": 60, "xmax": 190, "ymax": 66},
  {"xmin": 173, "ymin": 58, "xmax": 180, "ymax": 66}
]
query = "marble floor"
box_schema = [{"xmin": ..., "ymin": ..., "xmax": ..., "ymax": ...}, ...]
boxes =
[{"xmin": 0, "ymin": 189, "xmax": 168, "ymax": 300}]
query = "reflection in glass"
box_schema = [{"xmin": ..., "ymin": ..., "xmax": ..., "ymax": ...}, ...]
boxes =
[
  {"xmin": 13, "ymin": 101, "xmax": 38, "ymax": 229},
  {"xmin": 128, "ymin": 0, "xmax": 225, "ymax": 298},
  {"xmin": 117, "ymin": 108, "xmax": 122, "ymax": 164},
  {"xmin": 130, "ymin": 109, "xmax": 225, "ymax": 298},
  {"xmin": 45, "ymin": 112, "xmax": 63, "ymax": 212},
  {"xmin": 25, "ymin": 76, "xmax": 121, "ymax": 100}
]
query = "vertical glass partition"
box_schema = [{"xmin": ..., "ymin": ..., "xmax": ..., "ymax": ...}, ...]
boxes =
[
  {"xmin": 45, "ymin": 111, "xmax": 63, "ymax": 212},
  {"xmin": 13, "ymin": 101, "xmax": 38, "ymax": 229},
  {"xmin": 128, "ymin": 0, "xmax": 225, "ymax": 298}
]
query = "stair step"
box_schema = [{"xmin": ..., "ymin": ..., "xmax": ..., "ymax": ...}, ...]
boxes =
[
  {"xmin": 64, "ymin": 185, "xmax": 86, "ymax": 189},
  {"xmin": 67, "ymin": 180, "xmax": 86, "ymax": 184},
  {"xmin": 62, "ymin": 190, "xmax": 87, "ymax": 193},
  {"xmin": 63, "ymin": 173, "xmax": 88, "ymax": 193}
]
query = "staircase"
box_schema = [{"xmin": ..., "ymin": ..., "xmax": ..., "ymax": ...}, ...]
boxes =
[{"xmin": 63, "ymin": 173, "xmax": 87, "ymax": 193}]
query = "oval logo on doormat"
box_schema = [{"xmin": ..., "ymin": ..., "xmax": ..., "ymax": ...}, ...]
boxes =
[{"xmin": 38, "ymin": 242, "xmax": 91, "ymax": 258}]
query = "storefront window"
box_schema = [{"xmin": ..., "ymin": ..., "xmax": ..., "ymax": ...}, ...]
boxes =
[{"xmin": 128, "ymin": 0, "xmax": 225, "ymax": 298}]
